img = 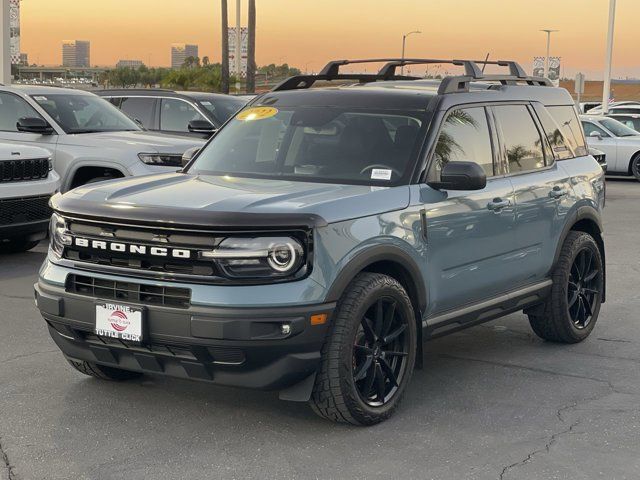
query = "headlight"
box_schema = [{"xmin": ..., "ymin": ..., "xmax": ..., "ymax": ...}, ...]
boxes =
[
  {"xmin": 138, "ymin": 153, "xmax": 183, "ymax": 167},
  {"xmin": 201, "ymin": 236, "xmax": 305, "ymax": 279},
  {"xmin": 49, "ymin": 212, "xmax": 71, "ymax": 257}
]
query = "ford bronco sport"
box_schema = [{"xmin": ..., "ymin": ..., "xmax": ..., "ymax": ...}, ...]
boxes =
[{"xmin": 35, "ymin": 59, "xmax": 606, "ymax": 425}]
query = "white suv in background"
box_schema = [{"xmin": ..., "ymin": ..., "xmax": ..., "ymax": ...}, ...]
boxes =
[
  {"xmin": 0, "ymin": 86, "xmax": 205, "ymax": 192},
  {"xmin": 0, "ymin": 143, "xmax": 59, "ymax": 253}
]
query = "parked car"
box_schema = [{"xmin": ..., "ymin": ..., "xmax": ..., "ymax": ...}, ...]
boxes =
[
  {"xmin": 0, "ymin": 143, "xmax": 59, "ymax": 253},
  {"xmin": 578, "ymin": 102, "xmax": 601, "ymax": 113},
  {"xmin": 607, "ymin": 113, "xmax": 640, "ymax": 132},
  {"xmin": 589, "ymin": 147, "xmax": 607, "ymax": 172},
  {"xmin": 581, "ymin": 114, "xmax": 640, "ymax": 179},
  {"xmin": 36, "ymin": 58, "xmax": 606, "ymax": 425},
  {"xmin": 97, "ymin": 89, "xmax": 248, "ymax": 138},
  {"xmin": 0, "ymin": 86, "xmax": 205, "ymax": 192},
  {"xmin": 588, "ymin": 101, "xmax": 640, "ymax": 115}
]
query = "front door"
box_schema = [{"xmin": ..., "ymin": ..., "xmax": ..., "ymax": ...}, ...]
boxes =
[
  {"xmin": 422, "ymin": 106, "xmax": 518, "ymax": 315},
  {"xmin": 582, "ymin": 120, "xmax": 619, "ymax": 171}
]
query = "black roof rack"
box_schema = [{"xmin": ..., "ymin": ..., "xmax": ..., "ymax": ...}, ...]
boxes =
[{"xmin": 271, "ymin": 58, "xmax": 553, "ymax": 94}]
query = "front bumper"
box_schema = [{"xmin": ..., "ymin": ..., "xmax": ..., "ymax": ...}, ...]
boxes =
[{"xmin": 35, "ymin": 278, "xmax": 335, "ymax": 395}]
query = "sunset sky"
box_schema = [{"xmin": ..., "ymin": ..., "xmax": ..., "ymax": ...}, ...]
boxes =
[{"xmin": 19, "ymin": 0, "xmax": 640, "ymax": 79}]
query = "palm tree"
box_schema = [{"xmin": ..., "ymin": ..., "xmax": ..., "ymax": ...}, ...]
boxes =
[
  {"xmin": 221, "ymin": 0, "xmax": 230, "ymax": 93},
  {"xmin": 247, "ymin": 0, "xmax": 256, "ymax": 93}
]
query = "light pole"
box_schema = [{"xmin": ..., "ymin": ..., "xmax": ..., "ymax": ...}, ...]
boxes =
[
  {"xmin": 0, "ymin": 0, "xmax": 10, "ymax": 85},
  {"xmin": 540, "ymin": 29, "xmax": 558, "ymax": 78},
  {"xmin": 235, "ymin": 0, "xmax": 242, "ymax": 93},
  {"xmin": 401, "ymin": 30, "xmax": 421, "ymax": 75},
  {"xmin": 602, "ymin": 0, "xmax": 617, "ymax": 114}
]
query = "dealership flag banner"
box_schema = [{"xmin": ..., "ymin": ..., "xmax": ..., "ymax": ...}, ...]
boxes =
[{"xmin": 533, "ymin": 56, "xmax": 561, "ymax": 87}]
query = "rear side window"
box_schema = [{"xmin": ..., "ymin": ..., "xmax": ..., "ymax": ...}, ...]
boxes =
[
  {"xmin": 532, "ymin": 105, "xmax": 572, "ymax": 160},
  {"xmin": 119, "ymin": 97, "xmax": 156, "ymax": 129},
  {"xmin": 430, "ymin": 107, "xmax": 494, "ymax": 180},
  {"xmin": 547, "ymin": 106, "xmax": 588, "ymax": 156},
  {"xmin": 493, "ymin": 105, "xmax": 546, "ymax": 174}
]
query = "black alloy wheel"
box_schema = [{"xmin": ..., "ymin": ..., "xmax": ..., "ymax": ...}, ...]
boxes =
[{"xmin": 568, "ymin": 247, "xmax": 601, "ymax": 329}]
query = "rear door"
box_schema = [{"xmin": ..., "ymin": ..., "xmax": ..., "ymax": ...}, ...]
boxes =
[
  {"xmin": 423, "ymin": 105, "xmax": 518, "ymax": 314},
  {"xmin": 118, "ymin": 96, "xmax": 158, "ymax": 131},
  {"xmin": 492, "ymin": 103, "xmax": 571, "ymax": 285}
]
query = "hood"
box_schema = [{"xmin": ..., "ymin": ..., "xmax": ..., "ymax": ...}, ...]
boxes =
[
  {"xmin": 52, "ymin": 173, "xmax": 411, "ymax": 227},
  {"xmin": 0, "ymin": 143, "xmax": 52, "ymax": 160},
  {"xmin": 61, "ymin": 131, "xmax": 205, "ymax": 153}
]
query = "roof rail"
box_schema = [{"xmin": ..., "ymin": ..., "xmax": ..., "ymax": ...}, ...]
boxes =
[{"xmin": 271, "ymin": 58, "xmax": 553, "ymax": 94}]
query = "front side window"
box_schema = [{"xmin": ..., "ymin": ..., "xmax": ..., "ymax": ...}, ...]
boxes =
[
  {"xmin": 599, "ymin": 118, "xmax": 639, "ymax": 137},
  {"xmin": 119, "ymin": 97, "xmax": 155, "ymax": 128},
  {"xmin": 0, "ymin": 92, "xmax": 42, "ymax": 132},
  {"xmin": 493, "ymin": 105, "xmax": 546, "ymax": 174},
  {"xmin": 582, "ymin": 121, "xmax": 609, "ymax": 138},
  {"xmin": 197, "ymin": 96, "xmax": 246, "ymax": 124},
  {"xmin": 160, "ymin": 98, "xmax": 209, "ymax": 132},
  {"xmin": 429, "ymin": 107, "xmax": 494, "ymax": 180},
  {"xmin": 31, "ymin": 94, "xmax": 140, "ymax": 134},
  {"xmin": 190, "ymin": 105, "xmax": 427, "ymax": 185}
]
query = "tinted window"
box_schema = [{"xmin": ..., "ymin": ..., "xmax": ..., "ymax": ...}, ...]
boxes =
[
  {"xmin": 600, "ymin": 118, "xmax": 639, "ymax": 137},
  {"xmin": 119, "ymin": 97, "xmax": 155, "ymax": 129},
  {"xmin": 198, "ymin": 96, "xmax": 246, "ymax": 124},
  {"xmin": 191, "ymin": 106, "xmax": 426, "ymax": 186},
  {"xmin": 0, "ymin": 92, "xmax": 42, "ymax": 132},
  {"xmin": 494, "ymin": 105, "xmax": 545, "ymax": 174},
  {"xmin": 430, "ymin": 107, "xmax": 494, "ymax": 180},
  {"xmin": 32, "ymin": 94, "xmax": 139, "ymax": 133},
  {"xmin": 160, "ymin": 98, "xmax": 208, "ymax": 132},
  {"xmin": 547, "ymin": 105, "xmax": 588, "ymax": 156},
  {"xmin": 581, "ymin": 121, "xmax": 609, "ymax": 138}
]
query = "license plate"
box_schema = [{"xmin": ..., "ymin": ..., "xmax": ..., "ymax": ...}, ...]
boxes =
[{"xmin": 95, "ymin": 303, "xmax": 144, "ymax": 343}]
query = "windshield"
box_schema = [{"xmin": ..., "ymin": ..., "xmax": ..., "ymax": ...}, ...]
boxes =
[
  {"xmin": 190, "ymin": 105, "xmax": 427, "ymax": 185},
  {"xmin": 600, "ymin": 118, "xmax": 639, "ymax": 137},
  {"xmin": 31, "ymin": 94, "xmax": 140, "ymax": 134},
  {"xmin": 197, "ymin": 96, "xmax": 247, "ymax": 124}
]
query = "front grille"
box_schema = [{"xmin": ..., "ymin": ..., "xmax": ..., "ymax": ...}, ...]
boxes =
[
  {"xmin": 0, "ymin": 158, "xmax": 50, "ymax": 182},
  {"xmin": 0, "ymin": 195, "xmax": 52, "ymax": 226},
  {"xmin": 66, "ymin": 274, "xmax": 192, "ymax": 308}
]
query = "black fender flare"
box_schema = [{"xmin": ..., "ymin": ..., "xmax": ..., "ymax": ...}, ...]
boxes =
[
  {"xmin": 324, "ymin": 244, "xmax": 428, "ymax": 314},
  {"xmin": 552, "ymin": 205, "xmax": 606, "ymax": 301}
]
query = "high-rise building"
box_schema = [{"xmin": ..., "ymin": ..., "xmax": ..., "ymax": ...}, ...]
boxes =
[
  {"xmin": 62, "ymin": 40, "xmax": 91, "ymax": 68},
  {"xmin": 171, "ymin": 44, "xmax": 198, "ymax": 69},
  {"xmin": 116, "ymin": 59, "xmax": 145, "ymax": 69},
  {"xmin": 9, "ymin": 0, "xmax": 21, "ymax": 65}
]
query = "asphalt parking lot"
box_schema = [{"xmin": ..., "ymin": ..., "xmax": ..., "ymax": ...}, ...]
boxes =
[{"xmin": 1, "ymin": 179, "xmax": 639, "ymax": 480}]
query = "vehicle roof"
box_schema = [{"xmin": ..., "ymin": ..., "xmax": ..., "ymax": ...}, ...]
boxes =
[
  {"xmin": 0, "ymin": 142, "xmax": 52, "ymax": 159},
  {"xmin": 96, "ymin": 89, "xmax": 242, "ymax": 101},
  {"xmin": 255, "ymin": 81, "xmax": 574, "ymax": 110},
  {"xmin": 1, "ymin": 85, "xmax": 96, "ymax": 96},
  {"xmin": 580, "ymin": 114, "xmax": 609, "ymax": 121}
]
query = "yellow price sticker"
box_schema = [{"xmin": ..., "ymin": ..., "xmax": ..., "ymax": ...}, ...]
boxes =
[{"xmin": 236, "ymin": 106, "xmax": 279, "ymax": 121}]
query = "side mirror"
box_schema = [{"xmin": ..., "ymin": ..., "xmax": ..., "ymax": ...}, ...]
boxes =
[
  {"xmin": 428, "ymin": 161, "xmax": 487, "ymax": 191},
  {"xmin": 589, "ymin": 131, "xmax": 603, "ymax": 140},
  {"xmin": 16, "ymin": 117, "xmax": 54, "ymax": 135},
  {"xmin": 188, "ymin": 120, "xmax": 216, "ymax": 135},
  {"xmin": 181, "ymin": 147, "xmax": 201, "ymax": 167}
]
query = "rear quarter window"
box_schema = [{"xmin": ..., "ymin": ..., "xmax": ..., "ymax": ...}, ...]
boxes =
[{"xmin": 546, "ymin": 105, "xmax": 588, "ymax": 157}]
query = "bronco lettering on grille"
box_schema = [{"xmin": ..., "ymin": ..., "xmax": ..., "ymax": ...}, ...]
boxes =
[{"xmin": 74, "ymin": 237, "xmax": 192, "ymax": 259}]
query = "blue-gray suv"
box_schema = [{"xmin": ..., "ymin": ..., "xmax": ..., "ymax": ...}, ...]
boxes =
[{"xmin": 35, "ymin": 59, "xmax": 606, "ymax": 425}]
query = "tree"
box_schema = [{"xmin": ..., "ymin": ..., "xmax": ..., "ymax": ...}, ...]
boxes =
[
  {"xmin": 202, "ymin": 56, "xmax": 210, "ymax": 67},
  {"xmin": 221, "ymin": 0, "xmax": 230, "ymax": 93},
  {"xmin": 246, "ymin": 0, "xmax": 256, "ymax": 93}
]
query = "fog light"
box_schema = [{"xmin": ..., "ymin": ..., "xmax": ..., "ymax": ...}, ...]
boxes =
[{"xmin": 281, "ymin": 324, "xmax": 291, "ymax": 335}]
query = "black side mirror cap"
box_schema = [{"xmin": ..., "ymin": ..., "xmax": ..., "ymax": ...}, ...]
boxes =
[
  {"xmin": 16, "ymin": 117, "xmax": 55, "ymax": 135},
  {"xmin": 428, "ymin": 161, "xmax": 487, "ymax": 191},
  {"xmin": 188, "ymin": 119, "xmax": 216, "ymax": 134}
]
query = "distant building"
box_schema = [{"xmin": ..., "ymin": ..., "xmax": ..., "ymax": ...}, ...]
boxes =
[
  {"xmin": 171, "ymin": 44, "xmax": 198, "ymax": 69},
  {"xmin": 9, "ymin": 0, "xmax": 21, "ymax": 65},
  {"xmin": 62, "ymin": 40, "xmax": 91, "ymax": 68},
  {"xmin": 19, "ymin": 53, "xmax": 28, "ymax": 66},
  {"xmin": 116, "ymin": 59, "xmax": 145, "ymax": 69}
]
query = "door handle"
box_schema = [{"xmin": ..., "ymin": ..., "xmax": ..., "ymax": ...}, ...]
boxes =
[
  {"xmin": 549, "ymin": 186, "xmax": 568, "ymax": 199},
  {"xmin": 487, "ymin": 198, "xmax": 512, "ymax": 211}
]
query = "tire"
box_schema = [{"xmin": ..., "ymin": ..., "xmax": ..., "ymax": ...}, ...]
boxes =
[
  {"xmin": 310, "ymin": 272, "xmax": 417, "ymax": 425},
  {"xmin": 529, "ymin": 231, "xmax": 604, "ymax": 343},
  {"xmin": 0, "ymin": 238, "xmax": 40, "ymax": 254},
  {"xmin": 66, "ymin": 359, "xmax": 142, "ymax": 381},
  {"xmin": 631, "ymin": 153, "xmax": 640, "ymax": 182}
]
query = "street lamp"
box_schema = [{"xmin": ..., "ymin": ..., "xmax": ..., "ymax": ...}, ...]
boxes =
[
  {"xmin": 540, "ymin": 29, "xmax": 559, "ymax": 78},
  {"xmin": 401, "ymin": 30, "xmax": 421, "ymax": 75}
]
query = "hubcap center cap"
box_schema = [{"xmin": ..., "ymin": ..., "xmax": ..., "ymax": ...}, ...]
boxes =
[{"xmin": 373, "ymin": 345, "xmax": 382, "ymax": 358}]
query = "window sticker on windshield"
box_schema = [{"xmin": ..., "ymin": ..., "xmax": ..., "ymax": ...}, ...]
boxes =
[
  {"xmin": 33, "ymin": 96, "xmax": 47, "ymax": 101},
  {"xmin": 201, "ymin": 101, "xmax": 212, "ymax": 106},
  {"xmin": 371, "ymin": 169, "xmax": 392, "ymax": 181},
  {"xmin": 236, "ymin": 106, "xmax": 278, "ymax": 121}
]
